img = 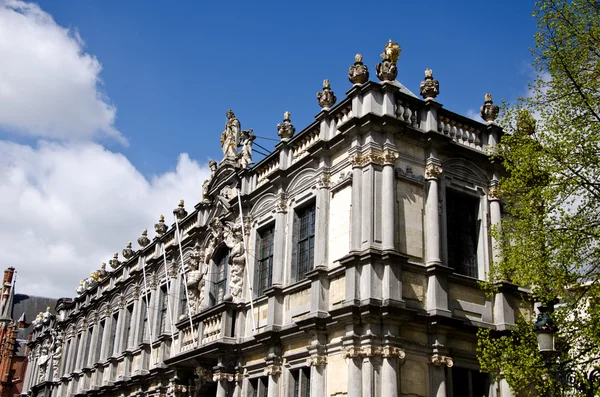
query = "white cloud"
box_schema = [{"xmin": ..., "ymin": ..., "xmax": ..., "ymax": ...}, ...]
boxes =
[
  {"xmin": 0, "ymin": 140, "xmax": 210, "ymax": 298},
  {"xmin": 0, "ymin": 0, "xmax": 123, "ymax": 143},
  {"xmin": 466, "ymin": 108, "xmax": 481, "ymax": 122}
]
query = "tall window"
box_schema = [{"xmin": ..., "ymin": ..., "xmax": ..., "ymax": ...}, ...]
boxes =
[
  {"xmin": 213, "ymin": 250, "xmax": 229, "ymax": 305},
  {"xmin": 250, "ymin": 376, "xmax": 269, "ymax": 397},
  {"xmin": 452, "ymin": 367, "xmax": 489, "ymax": 397},
  {"xmin": 124, "ymin": 304, "xmax": 134, "ymax": 348},
  {"xmin": 256, "ymin": 226, "xmax": 274, "ymax": 296},
  {"xmin": 159, "ymin": 286, "xmax": 168, "ymax": 334},
  {"xmin": 108, "ymin": 312, "xmax": 119, "ymax": 356},
  {"xmin": 62, "ymin": 339, "xmax": 71, "ymax": 375},
  {"xmin": 71, "ymin": 333, "xmax": 81, "ymax": 372},
  {"xmin": 180, "ymin": 279, "xmax": 189, "ymax": 319},
  {"xmin": 292, "ymin": 367, "xmax": 311, "ymax": 397},
  {"xmin": 140, "ymin": 299, "xmax": 149, "ymax": 343},
  {"xmin": 446, "ymin": 190, "xmax": 479, "ymax": 278},
  {"xmin": 295, "ymin": 204, "xmax": 316, "ymax": 281},
  {"xmin": 95, "ymin": 320, "xmax": 104, "ymax": 362},
  {"xmin": 83, "ymin": 327, "xmax": 93, "ymax": 368}
]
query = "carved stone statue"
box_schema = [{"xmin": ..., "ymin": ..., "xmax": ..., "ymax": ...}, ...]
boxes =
[
  {"xmin": 348, "ymin": 54, "xmax": 369, "ymax": 85},
  {"xmin": 38, "ymin": 345, "xmax": 50, "ymax": 382},
  {"xmin": 52, "ymin": 335, "xmax": 63, "ymax": 380},
  {"xmin": 76, "ymin": 280, "xmax": 85, "ymax": 295},
  {"xmin": 376, "ymin": 39, "xmax": 401, "ymax": 81},
  {"xmin": 209, "ymin": 160, "xmax": 217, "ymax": 177},
  {"xmin": 220, "ymin": 110, "xmax": 241, "ymax": 162},
  {"xmin": 238, "ymin": 129, "xmax": 256, "ymax": 169},
  {"xmin": 420, "ymin": 68, "xmax": 439, "ymax": 101},
  {"xmin": 224, "ymin": 222, "xmax": 245, "ymax": 302},
  {"xmin": 186, "ymin": 242, "xmax": 207, "ymax": 314}
]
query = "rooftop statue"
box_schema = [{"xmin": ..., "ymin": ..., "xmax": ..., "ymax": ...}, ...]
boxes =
[
  {"xmin": 376, "ymin": 39, "xmax": 401, "ymax": 82},
  {"xmin": 221, "ymin": 110, "xmax": 241, "ymax": 163},
  {"xmin": 238, "ymin": 129, "xmax": 256, "ymax": 169}
]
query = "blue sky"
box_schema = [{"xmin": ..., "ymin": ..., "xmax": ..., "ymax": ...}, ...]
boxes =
[
  {"xmin": 0, "ymin": 0, "xmax": 538, "ymax": 297},
  {"xmin": 32, "ymin": 0, "xmax": 536, "ymax": 176}
]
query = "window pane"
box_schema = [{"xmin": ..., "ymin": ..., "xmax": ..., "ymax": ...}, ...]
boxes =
[{"xmin": 446, "ymin": 190, "xmax": 479, "ymax": 278}]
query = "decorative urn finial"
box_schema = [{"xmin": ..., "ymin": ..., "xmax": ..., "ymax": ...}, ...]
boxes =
[
  {"xmin": 480, "ymin": 93, "xmax": 499, "ymax": 124},
  {"xmin": 155, "ymin": 215, "xmax": 168, "ymax": 236},
  {"xmin": 420, "ymin": 68, "xmax": 439, "ymax": 101},
  {"xmin": 137, "ymin": 229, "xmax": 150, "ymax": 248},
  {"xmin": 316, "ymin": 79, "xmax": 337, "ymax": 110},
  {"xmin": 376, "ymin": 39, "xmax": 401, "ymax": 82},
  {"xmin": 122, "ymin": 241, "xmax": 134, "ymax": 260},
  {"xmin": 348, "ymin": 54, "xmax": 369, "ymax": 85},
  {"xmin": 277, "ymin": 111, "xmax": 296, "ymax": 142},
  {"xmin": 173, "ymin": 199, "xmax": 188, "ymax": 220},
  {"xmin": 109, "ymin": 252, "xmax": 121, "ymax": 269}
]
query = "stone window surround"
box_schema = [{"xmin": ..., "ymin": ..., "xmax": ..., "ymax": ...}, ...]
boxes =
[
  {"xmin": 440, "ymin": 172, "xmax": 490, "ymax": 282},
  {"xmin": 254, "ymin": 221, "xmax": 275, "ymax": 297},
  {"xmin": 286, "ymin": 190, "xmax": 317, "ymax": 286}
]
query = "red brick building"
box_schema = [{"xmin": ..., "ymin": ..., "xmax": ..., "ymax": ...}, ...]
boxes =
[{"xmin": 0, "ymin": 268, "xmax": 56, "ymax": 397}]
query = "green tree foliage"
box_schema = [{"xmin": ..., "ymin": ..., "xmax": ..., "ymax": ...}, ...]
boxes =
[{"xmin": 478, "ymin": 0, "xmax": 600, "ymax": 396}]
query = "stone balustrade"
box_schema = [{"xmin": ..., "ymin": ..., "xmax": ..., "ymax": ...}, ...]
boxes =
[{"xmin": 291, "ymin": 126, "xmax": 320, "ymax": 164}]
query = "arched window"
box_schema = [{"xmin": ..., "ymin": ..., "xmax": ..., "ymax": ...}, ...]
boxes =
[{"xmin": 211, "ymin": 249, "xmax": 229, "ymax": 305}]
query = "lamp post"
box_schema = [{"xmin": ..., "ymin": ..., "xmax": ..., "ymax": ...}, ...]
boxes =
[
  {"xmin": 533, "ymin": 303, "xmax": 599, "ymax": 397},
  {"xmin": 533, "ymin": 304, "xmax": 557, "ymax": 360}
]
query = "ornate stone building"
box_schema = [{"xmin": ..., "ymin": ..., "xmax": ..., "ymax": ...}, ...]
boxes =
[
  {"xmin": 23, "ymin": 41, "xmax": 521, "ymax": 397},
  {"xmin": 0, "ymin": 267, "xmax": 58, "ymax": 397}
]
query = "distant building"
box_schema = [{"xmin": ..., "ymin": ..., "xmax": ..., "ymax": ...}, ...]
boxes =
[
  {"xmin": 23, "ymin": 41, "xmax": 520, "ymax": 397},
  {"xmin": 0, "ymin": 267, "xmax": 57, "ymax": 397}
]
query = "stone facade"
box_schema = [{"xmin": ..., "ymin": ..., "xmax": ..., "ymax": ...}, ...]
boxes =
[{"xmin": 23, "ymin": 42, "xmax": 521, "ymax": 397}]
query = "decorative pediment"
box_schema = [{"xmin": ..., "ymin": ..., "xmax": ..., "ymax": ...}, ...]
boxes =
[
  {"xmin": 287, "ymin": 168, "xmax": 317, "ymax": 195},
  {"xmin": 442, "ymin": 158, "xmax": 486, "ymax": 185},
  {"xmin": 250, "ymin": 193, "xmax": 276, "ymax": 216}
]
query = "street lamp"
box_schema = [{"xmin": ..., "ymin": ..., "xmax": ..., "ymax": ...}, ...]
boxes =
[{"xmin": 533, "ymin": 304, "xmax": 557, "ymax": 357}]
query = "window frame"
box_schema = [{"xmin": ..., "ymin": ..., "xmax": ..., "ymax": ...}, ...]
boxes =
[
  {"xmin": 212, "ymin": 249, "xmax": 229, "ymax": 305},
  {"xmin": 294, "ymin": 203, "xmax": 316, "ymax": 282},
  {"xmin": 291, "ymin": 367, "xmax": 311, "ymax": 397},
  {"xmin": 445, "ymin": 188, "xmax": 481, "ymax": 278},
  {"xmin": 255, "ymin": 224, "xmax": 275, "ymax": 296}
]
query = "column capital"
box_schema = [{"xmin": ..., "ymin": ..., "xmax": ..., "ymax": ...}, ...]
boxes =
[
  {"xmin": 212, "ymin": 372, "xmax": 236, "ymax": 382},
  {"xmin": 263, "ymin": 364, "xmax": 282, "ymax": 376},
  {"xmin": 275, "ymin": 193, "xmax": 288, "ymax": 213},
  {"xmin": 429, "ymin": 354, "xmax": 453, "ymax": 367},
  {"xmin": 306, "ymin": 354, "xmax": 328, "ymax": 367},
  {"xmin": 317, "ymin": 172, "xmax": 331, "ymax": 189},
  {"xmin": 488, "ymin": 180, "xmax": 501, "ymax": 201},
  {"xmin": 425, "ymin": 160, "xmax": 443, "ymax": 180}
]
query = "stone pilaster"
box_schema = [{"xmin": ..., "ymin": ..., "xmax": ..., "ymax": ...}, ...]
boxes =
[
  {"xmin": 425, "ymin": 159, "xmax": 443, "ymax": 265},
  {"xmin": 213, "ymin": 372, "xmax": 234, "ymax": 397},
  {"xmin": 350, "ymin": 153, "xmax": 363, "ymax": 252},
  {"xmin": 272, "ymin": 192, "xmax": 287, "ymax": 288},
  {"xmin": 264, "ymin": 363, "xmax": 281, "ymax": 397},
  {"xmin": 343, "ymin": 346, "xmax": 363, "ymax": 397},
  {"xmin": 381, "ymin": 346, "xmax": 405, "ymax": 397},
  {"xmin": 488, "ymin": 179, "xmax": 502, "ymax": 266},
  {"xmin": 315, "ymin": 171, "xmax": 331, "ymax": 268},
  {"xmin": 429, "ymin": 354, "xmax": 453, "ymax": 397},
  {"xmin": 381, "ymin": 150, "xmax": 398, "ymax": 250},
  {"xmin": 307, "ymin": 354, "xmax": 327, "ymax": 397}
]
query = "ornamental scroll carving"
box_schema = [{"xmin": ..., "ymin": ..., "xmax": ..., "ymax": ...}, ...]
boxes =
[
  {"xmin": 342, "ymin": 346, "xmax": 405, "ymax": 362},
  {"xmin": 306, "ymin": 354, "xmax": 328, "ymax": 367},
  {"xmin": 349, "ymin": 149, "xmax": 399, "ymax": 168},
  {"xmin": 429, "ymin": 354, "xmax": 454, "ymax": 367},
  {"xmin": 263, "ymin": 364, "xmax": 282, "ymax": 376}
]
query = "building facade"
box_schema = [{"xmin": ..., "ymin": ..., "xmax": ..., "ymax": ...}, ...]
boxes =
[
  {"xmin": 0, "ymin": 267, "xmax": 58, "ymax": 397},
  {"xmin": 23, "ymin": 41, "xmax": 522, "ymax": 397}
]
